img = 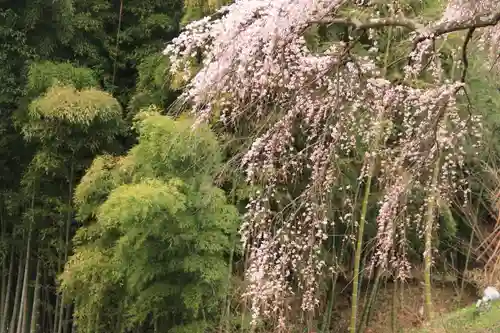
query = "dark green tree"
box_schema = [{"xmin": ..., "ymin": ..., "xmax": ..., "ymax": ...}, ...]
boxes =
[
  {"xmin": 0, "ymin": 61, "xmax": 125, "ymax": 333},
  {"xmin": 65, "ymin": 0, "xmax": 183, "ymax": 105}
]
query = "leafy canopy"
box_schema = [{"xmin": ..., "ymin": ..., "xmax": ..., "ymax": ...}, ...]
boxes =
[{"xmin": 61, "ymin": 113, "xmax": 240, "ymax": 333}]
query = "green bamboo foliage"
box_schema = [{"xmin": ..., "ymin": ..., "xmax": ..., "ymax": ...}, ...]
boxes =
[
  {"xmin": 60, "ymin": 113, "xmax": 239, "ymax": 333},
  {"xmin": 25, "ymin": 61, "xmax": 99, "ymax": 98},
  {"xmin": 181, "ymin": 0, "xmax": 232, "ymax": 25},
  {"xmin": 23, "ymin": 84, "xmax": 124, "ymax": 153},
  {"xmin": 128, "ymin": 54, "xmax": 179, "ymax": 119}
]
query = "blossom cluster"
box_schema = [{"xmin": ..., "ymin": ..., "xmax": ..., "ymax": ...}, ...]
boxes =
[{"xmin": 164, "ymin": 0, "xmax": 493, "ymax": 327}]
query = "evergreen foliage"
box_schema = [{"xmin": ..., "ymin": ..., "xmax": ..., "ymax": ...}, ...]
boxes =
[{"xmin": 61, "ymin": 114, "xmax": 239, "ymax": 333}]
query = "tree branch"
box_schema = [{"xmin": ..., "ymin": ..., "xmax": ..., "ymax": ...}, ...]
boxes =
[
  {"xmin": 460, "ymin": 28, "xmax": 475, "ymax": 82},
  {"xmin": 414, "ymin": 10, "xmax": 500, "ymax": 42},
  {"xmin": 315, "ymin": 16, "xmax": 423, "ymax": 31},
  {"xmin": 317, "ymin": 9, "xmax": 500, "ymax": 42}
]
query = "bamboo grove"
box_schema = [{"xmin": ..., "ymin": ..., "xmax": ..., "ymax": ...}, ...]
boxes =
[{"xmin": 0, "ymin": 1, "xmax": 500, "ymax": 333}]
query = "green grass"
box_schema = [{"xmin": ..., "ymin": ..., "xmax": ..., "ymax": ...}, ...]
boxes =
[{"xmin": 414, "ymin": 301, "xmax": 500, "ymax": 333}]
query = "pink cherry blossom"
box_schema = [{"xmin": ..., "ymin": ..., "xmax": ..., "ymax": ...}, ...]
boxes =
[{"xmin": 165, "ymin": 0, "xmax": 499, "ymax": 327}]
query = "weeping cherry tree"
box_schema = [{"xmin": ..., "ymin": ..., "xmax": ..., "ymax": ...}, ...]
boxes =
[{"xmin": 164, "ymin": 0, "xmax": 500, "ymax": 331}]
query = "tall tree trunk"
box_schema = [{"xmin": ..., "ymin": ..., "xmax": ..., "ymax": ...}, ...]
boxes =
[
  {"xmin": 19, "ymin": 188, "xmax": 36, "ymax": 333},
  {"xmin": 391, "ymin": 279, "xmax": 398, "ymax": 333},
  {"xmin": 29, "ymin": 259, "xmax": 41, "ymax": 333},
  {"xmin": 0, "ymin": 251, "xmax": 14, "ymax": 333},
  {"xmin": 53, "ymin": 257, "xmax": 61, "ymax": 333},
  {"xmin": 40, "ymin": 269, "xmax": 48, "ymax": 333},
  {"xmin": 9, "ymin": 252, "xmax": 24, "ymax": 333},
  {"xmin": 349, "ymin": 116, "xmax": 386, "ymax": 333},
  {"xmin": 17, "ymin": 229, "xmax": 31, "ymax": 333},
  {"xmin": 358, "ymin": 266, "xmax": 382, "ymax": 333},
  {"xmin": 320, "ymin": 273, "xmax": 339, "ymax": 333},
  {"xmin": 423, "ymin": 157, "xmax": 441, "ymax": 321},
  {"xmin": 349, "ymin": 168, "xmax": 374, "ymax": 333},
  {"xmin": 58, "ymin": 162, "xmax": 74, "ymax": 333},
  {"xmin": 0, "ymin": 256, "xmax": 4, "ymax": 321},
  {"xmin": 0, "ymin": 212, "xmax": 6, "ymax": 319},
  {"xmin": 56, "ymin": 273, "xmax": 64, "ymax": 332},
  {"xmin": 62, "ymin": 305, "xmax": 71, "ymax": 333}
]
